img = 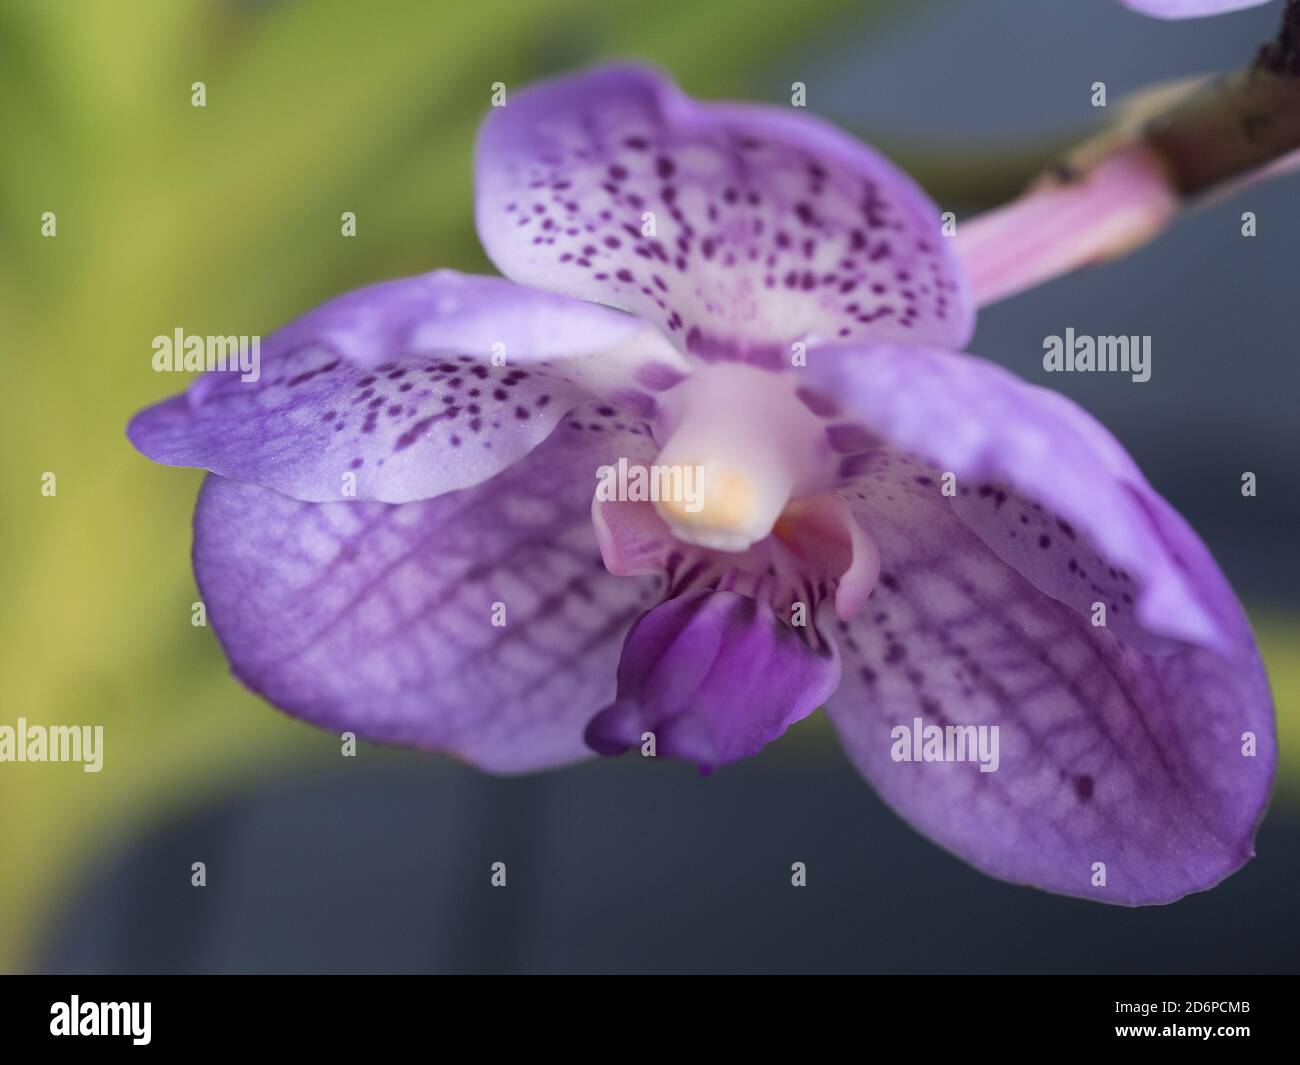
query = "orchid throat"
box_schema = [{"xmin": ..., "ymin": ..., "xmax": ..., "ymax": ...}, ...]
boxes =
[{"xmin": 593, "ymin": 363, "xmax": 882, "ymax": 630}]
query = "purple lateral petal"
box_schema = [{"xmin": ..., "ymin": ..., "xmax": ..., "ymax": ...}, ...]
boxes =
[
  {"xmin": 475, "ymin": 64, "xmax": 972, "ymax": 365},
  {"xmin": 129, "ymin": 270, "xmax": 687, "ymax": 503},
  {"xmin": 825, "ymin": 450, "xmax": 1274, "ymax": 905},
  {"xmin": 799, "ymin": 342, "xmax": 1243, "ymax": 653},
  {"xmin": 585, "ymin": 590, "xmax": 840, "ymax": 772},
  {"xmin": 1120, "ymin": 0, "xmax": 1270, "ymax": 18},
  {"xmin": 192, "ymin": 406, "xmax": 662, "ymax": 773}
]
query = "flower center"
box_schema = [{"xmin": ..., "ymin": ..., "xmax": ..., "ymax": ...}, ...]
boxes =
[{"xmin": 651, "ymin": 364, "xmax": 827, "ymax": 552}]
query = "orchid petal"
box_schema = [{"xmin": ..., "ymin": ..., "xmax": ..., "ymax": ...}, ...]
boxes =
[
  {"xmin": 129, "ymin": 270, "xmax": 685, "ymax": 503},
  {"xmin": 475, "ymin": 63, "xmax": 972, "ymax": 364},
  {"xmin": 191, "ymin": 407, "xmax": 661, "ymax": 773},
  {"xmin": 1120, "ymin": 0, "xmax": 1272, "ymax": 18},
  {"xmin": 824, "ymin": 452, "xmax": 1274, "ymax": 905},
  {"xmin": 799, "ymin": 342, "xmax": 1245, "ymax": 654}
]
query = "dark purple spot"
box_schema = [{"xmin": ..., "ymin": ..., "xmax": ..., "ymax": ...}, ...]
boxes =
[{"xmin": 394, "ymin": 415, "xmax": 438, "ymax": 452}]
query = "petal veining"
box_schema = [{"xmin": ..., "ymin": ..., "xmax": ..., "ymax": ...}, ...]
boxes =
[
  {"xmin": 825, "ymin": 451, "xmax": 1274, "ymax": 905},
  {"xmin": 191, "ymin": 405, "xmax": 663, "ymax": 772}
]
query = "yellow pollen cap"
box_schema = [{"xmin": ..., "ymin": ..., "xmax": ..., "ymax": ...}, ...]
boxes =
[{"xmin": 658, "ymin": 466, "xmax": 755, "ymax": 531}]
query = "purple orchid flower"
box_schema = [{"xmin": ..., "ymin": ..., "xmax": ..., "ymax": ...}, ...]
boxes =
[
  {"xmin": 128, "ymin": 64, "xmax": 1274, "ymax": 906},
  {"xmin": 1121, "ymin": 0, "xmax": 1272, "ymax": 17}
]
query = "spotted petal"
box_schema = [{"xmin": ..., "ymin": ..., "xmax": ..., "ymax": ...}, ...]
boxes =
[
  {"xmin": 476, "ymin": 64, "xmax": 972, "ymax": 366},
  {"xmin": 129, "ymin": 270, "xmax": 686, "ymax": 502},
  {"xmin": 192, "ymin": 406, "xmax": 663, "ymax": 772},
  {"xmin": 801, "ymin": 342, "xmax": 1245, "ymax": 653},
  {"xmin": 794, "ymin": 343, "xmax": 1275, "ymax": 903},
  {"xmin": 824, "ymin": 451, "xmax": 1274, "ymax": 905}
]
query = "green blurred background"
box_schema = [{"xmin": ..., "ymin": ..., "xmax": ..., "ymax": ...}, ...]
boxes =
[{"xmin": 2, "ymin": 0, "xmax": 1296, "ymax": 972}]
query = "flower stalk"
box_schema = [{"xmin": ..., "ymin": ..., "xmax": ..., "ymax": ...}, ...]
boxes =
[{"xmin": 958, "ymin": 0, "xmax": 1300, "ymax": 306}]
